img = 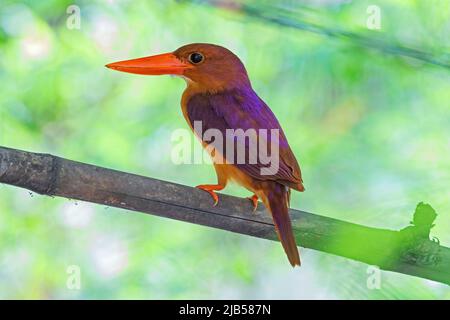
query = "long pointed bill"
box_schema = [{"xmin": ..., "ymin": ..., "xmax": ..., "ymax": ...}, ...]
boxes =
[{"xmin": 105, "ymin": 52, "xmax": 192, "ymax": 75}]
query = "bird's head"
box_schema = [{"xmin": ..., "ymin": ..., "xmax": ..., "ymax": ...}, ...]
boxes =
[{"xmin": 106, "ymin": 43, "xmax": 251, "ymax": 92}]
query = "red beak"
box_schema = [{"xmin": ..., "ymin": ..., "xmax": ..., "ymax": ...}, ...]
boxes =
[{"xmin": 105, "ymin": 52, "xmax": 192, "ymax": 75}]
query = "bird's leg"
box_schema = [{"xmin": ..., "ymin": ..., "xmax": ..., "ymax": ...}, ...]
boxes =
[
  {"xmin": 196, "ymin": 184, "xmax": 225, "ymax": 206},
  {"xmin": 247, "ymin": 194, "xmax": 259, "ymax": 212}
]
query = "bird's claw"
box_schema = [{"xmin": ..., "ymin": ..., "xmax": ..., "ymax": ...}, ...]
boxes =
[
  {"xmin": 247, "ymin": 194, "xmax": 259, "ymax": 213},
  {"xmin": 196, "ymin": 184, "xmax": 222, "ymax": 206}
]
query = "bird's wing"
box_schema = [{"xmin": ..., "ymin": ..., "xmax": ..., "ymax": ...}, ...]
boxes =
[{"xmin": 186, "ymin": 88, "xmax": 304, "ymax": 190}]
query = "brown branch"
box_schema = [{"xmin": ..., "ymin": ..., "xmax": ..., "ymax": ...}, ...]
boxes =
[{"xmin": 0, "ymin": 146, "xmax": 449, "ymax": 285}]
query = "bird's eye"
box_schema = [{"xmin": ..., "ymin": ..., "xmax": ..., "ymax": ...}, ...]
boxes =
[{"xmin": 188, "ymin": 52, "xmax": 204, "ymax": 64}]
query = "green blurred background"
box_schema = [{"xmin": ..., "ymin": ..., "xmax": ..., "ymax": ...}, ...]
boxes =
[{"xmin": 0, "ymin": 0, "xmax": 449, "ymax": 299}]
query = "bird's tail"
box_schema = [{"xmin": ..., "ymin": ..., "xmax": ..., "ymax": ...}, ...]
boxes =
[{"xmin": 263, "ymin": 183, "xmax": 301, "ymax": 267}]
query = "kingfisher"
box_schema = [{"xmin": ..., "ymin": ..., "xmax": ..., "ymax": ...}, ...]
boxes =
[{"xmin": 106, "ymin": 43, "xmax": 304, "ymax": 266}]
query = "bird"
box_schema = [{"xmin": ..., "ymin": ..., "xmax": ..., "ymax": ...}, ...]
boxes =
[{"xmin": 106, "ymin": 43, "xmax": 304, "ymax": 266}]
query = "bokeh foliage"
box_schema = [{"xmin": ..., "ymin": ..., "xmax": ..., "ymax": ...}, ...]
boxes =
[{"xmin": 0, "ymin": 0, "xmax": 449, "ymax": 299}]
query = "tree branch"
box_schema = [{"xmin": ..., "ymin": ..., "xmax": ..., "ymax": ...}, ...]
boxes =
[
  {"xmin": 187, "ymin": 0, "xmax": 450, "ymax": 69},
  {"xmin": 0, "ymin": 146, "xmax": 449, "ymax": 285}
]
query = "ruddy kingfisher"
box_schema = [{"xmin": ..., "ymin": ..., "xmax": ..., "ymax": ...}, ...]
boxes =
[{"xmin": 106, "ymin": 43, "xmax": 304, "ymax": 266}]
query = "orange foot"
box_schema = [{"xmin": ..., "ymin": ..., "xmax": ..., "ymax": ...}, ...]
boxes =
[
  {"xmin": 196, "ymin": 184, "xmax": 224, "ymax": 206},
  {"xmin": 247, "ymin": 194, "xmax": 259, "ymax": 212}
]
